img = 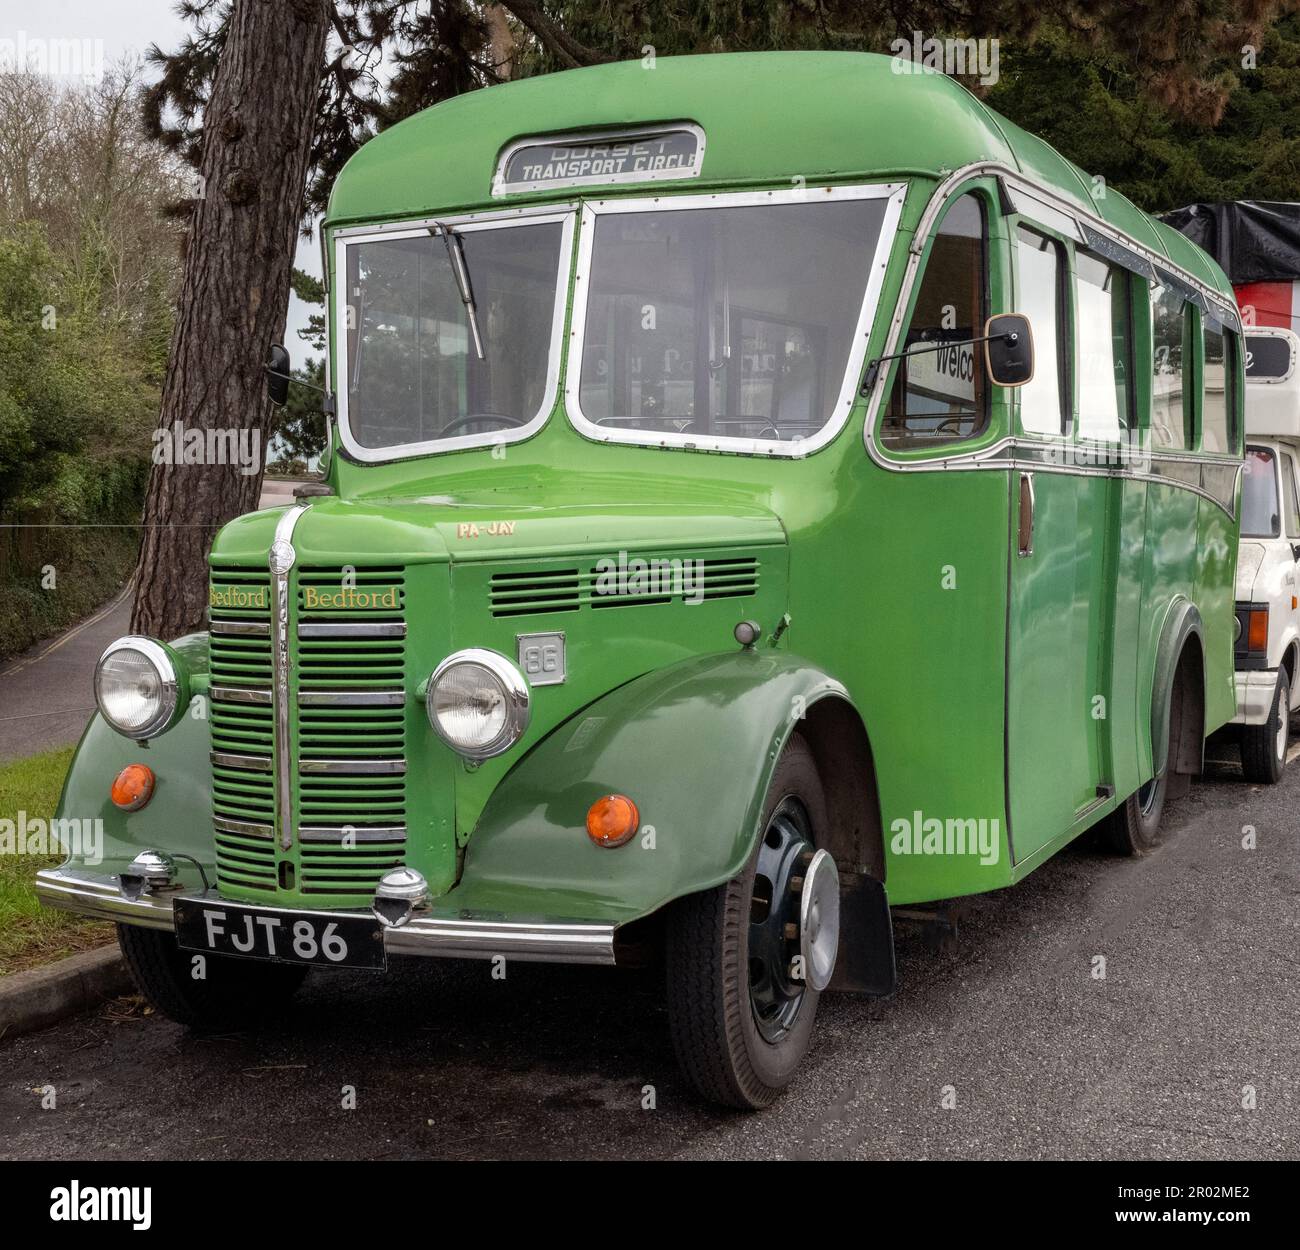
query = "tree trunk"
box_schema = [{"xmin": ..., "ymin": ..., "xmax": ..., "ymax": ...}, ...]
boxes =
[{"xmin": 130, "ymin": 0, "xmax": 331, "ymax": 639}]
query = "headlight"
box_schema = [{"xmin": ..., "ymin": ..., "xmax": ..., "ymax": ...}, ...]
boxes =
[
  {"xmin": 426, "ymin": 648, "xmax": 530, "ymax": 760},
  {"xmin": 94, "ymin": 636, "xmax": 184, "ymax": 740}
]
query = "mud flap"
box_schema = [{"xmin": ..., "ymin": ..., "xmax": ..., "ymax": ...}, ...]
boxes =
[{"xmin": 828, "ymin": 874, "xmax": 896, "ymax": 995}]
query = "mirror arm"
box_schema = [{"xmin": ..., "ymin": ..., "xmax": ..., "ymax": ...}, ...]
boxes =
[
  {"xmin": 860, "ymin": 331, "xmax": 1018, "ymax": 396},
  {"xmin": 264, "ymin": 366, "xmax": 336, "ymax": 414}
]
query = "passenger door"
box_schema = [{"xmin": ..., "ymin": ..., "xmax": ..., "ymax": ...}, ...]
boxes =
[{"xmin": 1006, "ymin": 226, "xmax": 1123, "ymax": 864}]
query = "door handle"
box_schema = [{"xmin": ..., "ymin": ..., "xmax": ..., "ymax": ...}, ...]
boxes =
[{"xmin": 1018, "ymin": 471, "xmax": 1035, "ymax": 558}]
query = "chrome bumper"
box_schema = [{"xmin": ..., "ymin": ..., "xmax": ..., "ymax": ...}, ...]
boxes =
[
  {"xmin": 1232, "ymin": 669, "xmax": 1278, "ymax": 726},
  {"xmin": 36, "ymin": 866, "xmax": 618, "ymax": 966}
]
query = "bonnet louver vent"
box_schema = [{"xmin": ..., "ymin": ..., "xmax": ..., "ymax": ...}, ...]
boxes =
[{"xmin": 489, "ymin": 557, "xmax": 759, "ymax": 618}]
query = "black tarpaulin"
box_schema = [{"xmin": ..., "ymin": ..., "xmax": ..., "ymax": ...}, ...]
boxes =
[{"xmin": 1162, "ymin": 201, "xmax": 1300, "ymax": 284}]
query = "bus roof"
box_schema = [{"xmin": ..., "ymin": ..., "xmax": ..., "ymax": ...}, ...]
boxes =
[{"xmin": 325, "ymin": 50, "xmax": 1233, "ymax": 302}]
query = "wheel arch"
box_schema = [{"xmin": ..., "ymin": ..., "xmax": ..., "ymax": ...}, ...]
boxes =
[{"xmin": 1152, "ymin": 599, "xmax": 1206, "ymax": 779}]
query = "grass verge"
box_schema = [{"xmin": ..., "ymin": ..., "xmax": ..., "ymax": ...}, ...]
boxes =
[{"xmin": 0, "ymin": 745, "xmax": 113, "ymax": 976}]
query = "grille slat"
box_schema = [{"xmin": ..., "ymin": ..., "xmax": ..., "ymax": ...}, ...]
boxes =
[{"xmin": 489, "ymin": 555, "xmax": 761, "ymax": 618}]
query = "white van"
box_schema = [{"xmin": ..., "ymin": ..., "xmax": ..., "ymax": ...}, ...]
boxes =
[{"xmin": 1233, "ymin": 326, "xmax": 1300, "ymax": 781}]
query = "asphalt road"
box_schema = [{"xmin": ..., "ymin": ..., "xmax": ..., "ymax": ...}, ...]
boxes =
[
  {"xmin": 0, "ymin": 587, "xmax": 132, "ymax": 764},
  {"xmin": 1, "ymin": 738, "xmax": 1296, "ymax": 1161}
]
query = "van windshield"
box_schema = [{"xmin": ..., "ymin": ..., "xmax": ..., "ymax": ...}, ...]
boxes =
[
  {"xmin": 341, "ymin": 219, "xmax": 566, "ymax": 453},
  {"xmin": 1242, "ymin": 446, "xmax": 1279, "ymax": 538},
  {"xmin": 575, "ymin": 194, "xmax": 891, "ymax": 450}
]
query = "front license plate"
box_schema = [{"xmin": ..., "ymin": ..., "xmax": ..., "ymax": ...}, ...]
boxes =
[{"xmin": 173, "ymin": 899, "xmax": 386, "ymax": 970}]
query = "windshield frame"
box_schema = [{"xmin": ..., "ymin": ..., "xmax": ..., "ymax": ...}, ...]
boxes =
[
  {"xmin": 564, "ymin": 182, "xmax": 906, "ymax": 458},
  {"xmin": 331, "ymin": 204, "xmax": 576, "ymax": 463}
]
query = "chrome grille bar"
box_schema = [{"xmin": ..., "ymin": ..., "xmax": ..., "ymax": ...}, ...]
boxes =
[
  {"xmin": 297, "ymin": 621, "xmax": 407, "ymax": 639},
  {"xmin": 270, "ymin": 505, "xmax": 309, "ymax": 851},
  {"xmin": 211, "ymin": 751, "xmax": 273, "ymax": 773},
  {"xmin": 209, "ymin": 685, "xmax": 273, "ymax": 705},
  {"xmin": 297, "ymin": 689, "xmax": 405, "ymax": 707},
  {"xmin": 299, "ymin": 825, "xmax": 407, "ymax": 843},
  {"xmin": 210, "ymin": 619, "xmax": 271, "ymax": 637},
  {"xmin": 299, "ymin": 758, "xmax": 407, "ymax": 775},
  {"xmin": 214, "ymin": 816, "xmax": 274, "ymax": 839}
]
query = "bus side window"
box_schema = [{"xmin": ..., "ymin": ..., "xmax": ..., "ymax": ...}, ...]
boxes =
[
  {"xmin": 1075, "ymin": 251, "xmax": 1132, "ymax": 441},
  {"xmin": 1201, "ymin": 313, "xmax": 1230, "ymax": 453},
  {"xmin": 1283, "ymin": 452, "xmax": 1300, "ymax": 538},
  {"xmin": 1014, "ymin": 226, "xmax": 1068, "ymax": 436},
  {"xmin": 1150, "ymin": 284, "xmax": 1191, "ymax": 450},
  {"xmin": 881, "ymin": 192, "xmax": 988, "ymax": 449}
]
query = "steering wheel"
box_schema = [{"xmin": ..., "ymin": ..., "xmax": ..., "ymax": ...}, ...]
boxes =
[{"xmin": 439, "ymin": 411, "xmax": 526, "ymax": 436}]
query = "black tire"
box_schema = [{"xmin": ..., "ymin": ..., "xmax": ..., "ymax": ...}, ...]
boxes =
[
  {"xmin": 665, "ymin": 735, "xmax": 829, "ymax": 1110},
  {"xmin": 1241, "ymin": 671, "xmax": 1290, "ymax": 785},
  {"xmin": 117, "ymin": 924, "xmax": 308, "ymax": 1029},
  {"xmin": 1103, "ymin": 683, "xmax": 1179, "ymax": 856}
]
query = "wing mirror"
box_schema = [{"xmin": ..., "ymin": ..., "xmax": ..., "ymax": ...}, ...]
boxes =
[
  {"xmin": 266, "ymin": 342, "xmax": 291, "ymax": 407},
  {"xmin": 984, "ymin": 314, "xmax": 1034, "ymax": 387}
]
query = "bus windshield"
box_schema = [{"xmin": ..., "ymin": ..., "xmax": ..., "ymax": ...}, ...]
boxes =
[
  {"xmin": 341, "ymin": 218, "xmax": 566, "ymax": 453},
  {"xmin": 1241, "ymin": 446, "xmax": 1279, "ymax": 538},
  {"xmin": 574, "ymin": 193, "xmax": 891, "ymax": 450}
]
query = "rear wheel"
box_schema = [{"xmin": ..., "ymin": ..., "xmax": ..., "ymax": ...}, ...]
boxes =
[
  {"xmin": 1241, "ymin": 671, "xmax": 1290, "ymax": 785},
  {"xmin": 117, "ymin": 924, "xmax": 307, "ymax": 1029},
  {"xmin": 665, "ymin": 735, "xmax": 834, "ymax": 1109}
]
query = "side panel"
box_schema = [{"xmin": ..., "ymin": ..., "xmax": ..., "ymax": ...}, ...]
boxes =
[{"xmin": 1007, "ymin": 469, "xmax": 1112, "ymax": 862}]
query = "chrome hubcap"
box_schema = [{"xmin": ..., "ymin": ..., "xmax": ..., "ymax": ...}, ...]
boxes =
[{"xmin": 748, "ymin": 797, "xmax": 834, "ymax": 1043}]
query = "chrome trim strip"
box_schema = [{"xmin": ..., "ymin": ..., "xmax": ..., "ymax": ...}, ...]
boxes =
[
  {"xmin": 210, "ymin": 751, "xmax": 273, "ymax": 773},
  {"xmin": 214, "ymin": 817, "xmax": 274, "ymax": 839},
  {"xmin": 270, "ymin": 505, "xmax": 309, "ymax": 851},
  {"xmin": 333, "ymin": 210, "xmax": 576, "ymax": 464},
  {"xmin": 299, "ymin": 826, "xmax": 407, "ymax": 843},
  {"xmin": 297, "ymin": 621, "xmax": 407, "ymax": 639},
  {"xmin": 565, "ymin": 181, "xmax": 908, "ymax": 459},
  {"xmin": 210, "ymin": 620, "xmax": 271, "ymax": 637},
  {"xmin": 209, "ymin": 685, "xmax": 273, "ymax": 705},
  {"xmin": 297, "ymin": 689, "xmax": 406, "ymax": 708},
  {"xmin": 298, "ymin": 758, "xmax": 407, "ymax": 775},
  {"xmin": 35, "ymin": 867, "xmax": 619, "ymax": 965}
]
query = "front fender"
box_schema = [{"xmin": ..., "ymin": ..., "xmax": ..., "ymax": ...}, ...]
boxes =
[
  {"xmin": 54, "ymin": 633, "xmax": 213, "ymax": 885},
  {"xmin": 452, "ymin": 650, "xmax": 852, "ymax": 925}
]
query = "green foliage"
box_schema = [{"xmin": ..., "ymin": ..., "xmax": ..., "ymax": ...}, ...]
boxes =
[{"xmin": 985, "ymin": 14, "xmax": 1300, "ymax": 212}]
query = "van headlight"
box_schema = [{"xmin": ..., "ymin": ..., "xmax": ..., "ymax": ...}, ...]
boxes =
[
  {"xmin": 426, "ymin": 648, "xmax": 530, "ymax": 760},
  {"xmin": 94, "ymin": 637, "xmax": 186, "ymax": 741}
]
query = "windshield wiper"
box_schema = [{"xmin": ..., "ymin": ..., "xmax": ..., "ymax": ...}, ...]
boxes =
[{"xmin": 432, "ymin": 222, "xmax": 485, "ymax": 360}]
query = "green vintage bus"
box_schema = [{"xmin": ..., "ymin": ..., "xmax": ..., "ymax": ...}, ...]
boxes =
[{"xmin": 41, "ymin": 52, "xmax": 1243, "ymax": 1109}]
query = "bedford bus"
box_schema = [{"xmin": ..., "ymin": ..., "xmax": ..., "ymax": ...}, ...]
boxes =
[{"xmin": 40, "ymin": 52, "xmax": 1244, "ymax": 1109}]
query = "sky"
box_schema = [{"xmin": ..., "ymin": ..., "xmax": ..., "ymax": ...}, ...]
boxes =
[{"xmin": 0, "ymin": 0, "xmax": 320, "ymax": 353}]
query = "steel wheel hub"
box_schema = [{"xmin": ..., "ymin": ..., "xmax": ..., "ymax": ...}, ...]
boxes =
[{"xmin": 747, "ymin": 796, "xmax": 837, "ymax": 1043}]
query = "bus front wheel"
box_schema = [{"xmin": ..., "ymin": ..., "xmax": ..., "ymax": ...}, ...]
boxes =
[{"xmin": 664, "ymin": 735, "xmax": 831, "ymax": 1109}]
